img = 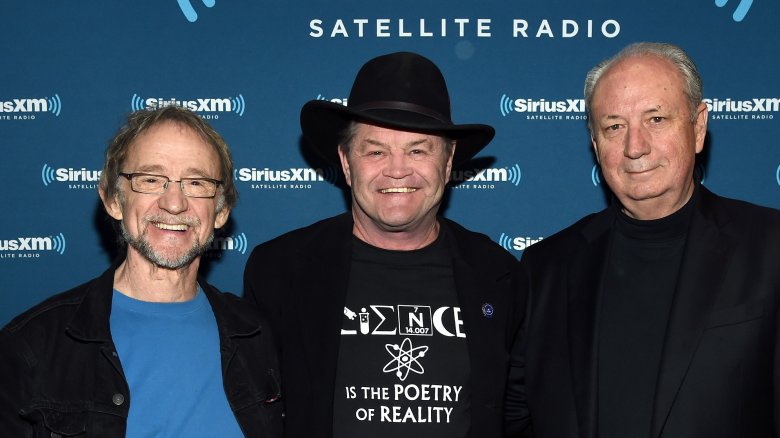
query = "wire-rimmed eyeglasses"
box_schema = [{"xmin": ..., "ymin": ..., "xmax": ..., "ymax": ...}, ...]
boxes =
[{"xmin": 118, "ymin": 172, "xmax": 222, "ymax": 198}]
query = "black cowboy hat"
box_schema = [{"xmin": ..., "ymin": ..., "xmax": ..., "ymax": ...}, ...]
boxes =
[{"xmin": 300, "ymin": 51, "xmax": 495, "ymax": 166}]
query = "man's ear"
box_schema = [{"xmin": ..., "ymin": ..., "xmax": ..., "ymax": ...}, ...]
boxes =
[
  {"xmin": 338, "ymin": 145, "xmax": 352, "ymax": 188},
  {"xmin": 214, "ymin": 206, "xmax": 230, "ymax": 229},
  {"xmin": 693, "ymin": 102, "xmax": 708, "ymax": 154},
  {"xmin": 591, "ymin": 136, "xmax": 601, "ymax": 164},
  {"xmin": 445, "ymin": 141, "xmax": 456, "ymax": 182},
  {"xmin": 99, "ymin": 185, "xmax": 123, "ymax": 221}
]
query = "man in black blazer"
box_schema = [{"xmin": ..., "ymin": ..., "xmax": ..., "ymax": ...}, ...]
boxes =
[
  {"xmin": 244, "ymin": 52, "xmax": 527, "ymax": 437},
  {"xmin": 508, "ymin": 42, "xmax": 780, "ymax": 437}
]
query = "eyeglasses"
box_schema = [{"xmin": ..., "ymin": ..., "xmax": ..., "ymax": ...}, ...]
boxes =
[{"xmin": 119, "ymin": 172, "xmax": 222, "ymax": 198}]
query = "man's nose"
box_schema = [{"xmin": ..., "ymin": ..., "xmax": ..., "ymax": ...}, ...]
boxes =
[
  {"xmin": 624, "ymin": 125, "xmax": 651, "ymax": 159},
  {"xmin": 158, "ymin": 181, "xmax": 188, "ymax": 214},
  {"xmin": 383, "ymin": 152, "xmax": 413, "ymax": 178}
]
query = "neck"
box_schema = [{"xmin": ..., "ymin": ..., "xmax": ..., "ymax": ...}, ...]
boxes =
[
  {"xmin": 352, "ymin": 213, "xmax": 440, "ymax": 251},
  {"xmin": 113, "ymin": 251, "xmax": 200, "ymax": 302}
]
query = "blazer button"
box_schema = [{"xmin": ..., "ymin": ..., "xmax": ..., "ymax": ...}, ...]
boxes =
[{"xmin": 112, "ymin": 393, "xmax": 125, "ymax": 406}]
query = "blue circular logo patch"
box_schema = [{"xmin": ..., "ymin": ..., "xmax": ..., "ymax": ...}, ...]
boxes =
[{"xmin": 481, "ymin": 303, "xmax": 494, "ymax": 319}]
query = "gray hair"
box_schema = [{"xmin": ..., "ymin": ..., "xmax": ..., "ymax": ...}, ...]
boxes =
[
  {"xmin": 584, "ymin": 42, "xmax": 703, "ymax": 133},
  {"xmin": 100, "ymin": 105, "xmax": 237, "ymax": 213}
]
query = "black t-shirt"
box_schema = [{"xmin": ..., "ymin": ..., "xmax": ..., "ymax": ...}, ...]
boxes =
[
  {"xmin": 598, "ymin": 190, "xmax": 697, "ymax": 438},
  {"xmin": 332, "ymin": 228, "xmax": 471, "ymax": 438}
]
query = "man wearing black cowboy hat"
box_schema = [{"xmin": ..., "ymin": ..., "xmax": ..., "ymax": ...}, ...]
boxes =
[{"xmin": 243, "ymin": 52, "xmax": 527, "ymax": 437}]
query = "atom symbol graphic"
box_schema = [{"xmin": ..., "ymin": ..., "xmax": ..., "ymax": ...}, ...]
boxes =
[{"xmin": 383, "ymin": 337, "xmax": 429, "ymax": 381}]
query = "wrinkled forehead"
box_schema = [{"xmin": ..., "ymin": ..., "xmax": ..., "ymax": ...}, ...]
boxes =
[
  {"xmin": 598, "ymin": 55, "xmax": 683, "ymax": 94},
  {"xmin": 123, "ymin": 122, "xmax": 221, "ymax": 177},
  {"xmin": 591, "ymin": 55, "xmax": 688, "ymax": 113},
  {"xmin": 353, "ymin": 123, "xmax": 450, "ymax": 148}
]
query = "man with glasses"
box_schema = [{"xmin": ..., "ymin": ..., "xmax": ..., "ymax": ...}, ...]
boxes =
[{"xmin": 0, "ymin": 106, "xmax": 282, "ymax": 437}]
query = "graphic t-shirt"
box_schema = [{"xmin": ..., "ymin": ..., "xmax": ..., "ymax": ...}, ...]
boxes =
[{"xmin": 332, "ymin": 229, "xmax": 471, "ymax": 438}]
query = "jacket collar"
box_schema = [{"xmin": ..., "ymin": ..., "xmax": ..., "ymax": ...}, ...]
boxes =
[
  {"xmin": 568, "ymin": 207, "xmax": 615, "ymax": 438},
  {"xmin": 287, "ymin": 213, "xmax": 354, "ymax": 435},
  {"xmin": 649, "ymin": 185, "xmax": 729, "ymax": 437},
  {"xmin": 442, "ymin": 218, "xmax": 513, "ymax": 279},
  {"xmin": 66, "ymin": 265, "xmax": 117, "ymax": 342},
  {"xmin": 66, "ymin": 259, "xmax": 260, "ymax": 342},
  {"xmin": 201, "ymin": 280, "xmax": 262, "ymax": 338}
]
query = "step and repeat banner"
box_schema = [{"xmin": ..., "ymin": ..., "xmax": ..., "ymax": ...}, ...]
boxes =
[{"xmin": 2, "ymin": 0, "xmax": 778, "ymax": 324}]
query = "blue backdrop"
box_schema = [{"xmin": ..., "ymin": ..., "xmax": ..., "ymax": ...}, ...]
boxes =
[{"xmin": 2, "ymin": 0, "xmax": 778, "ymax": 325}]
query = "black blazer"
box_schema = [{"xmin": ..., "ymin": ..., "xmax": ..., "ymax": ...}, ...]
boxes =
[
  {"xmin": 244, "ymin": 213, "xmax": 527, "ymax": 438},
  {"xmin": 510, "ymin": 186, "xmax": 780, "ymax": 438}
]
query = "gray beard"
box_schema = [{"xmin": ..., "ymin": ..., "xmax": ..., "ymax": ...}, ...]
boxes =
[{"xmin": 120, "ymin": 222, "xmax": 214, "ymax": 270}]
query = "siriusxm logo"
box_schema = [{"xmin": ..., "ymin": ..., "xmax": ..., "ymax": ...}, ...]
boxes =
[
  {"xmin": 715, "ymin": 0, "xmax": 753, "ymax": 22},
  {"xmin": 705, "ymin": 98, "xmax": 778, "ymax": 120},
  {"xmin": 131, "ymin": 94, "xmax": 245, "ymax": 116},
  {"xmin": 235, "ymin": 166, "xmax": 339, "ymax": 190},
  {"xmin": 697, "ymin": 164, "xmax": 707, "ymax": 185},
  {"xmin": 316, "ymin": 94, "xmax": 348, "ymax": 106},
  {"xmin": 208, "ymin": 232, "xmax": 248, "ymax": 254},
  {"xmin": 235, "ymin": 167, "xmax": 338, "ymax": 183},
  {"xmin": 177, "ymin": 0, "xmax": 215, "ymax": 22},
  {"xmin": 0, "ymin": 95, "xmax": 61, "ymax": 118},
  {"xmin": 450, "ymin": 163, "xmax": 522, "ymax": 188},
  {"xmin": 41, "ymin": 164, "xmax": 102, "ymax": 188},
  {"xmin": 500, "ymin": 94, "xmax": 586, "ymax": 119},
  {"xmin": 705, "ymin": 98, "xmax": 779, "ymax": 113},
  {"xmin": 591, "ymin": 164, "xmax": 602, "ymax": 186},
  {"xmin": 498, "ymin": 233, "xmax": 543, "ymax": 252},
  {"xmin": 776, "ymin": 164, "xmax": 780, "ymax": 188},
  {"xmin": 0, "ymin": 233, "xmax": 66, "ymax": 257}
]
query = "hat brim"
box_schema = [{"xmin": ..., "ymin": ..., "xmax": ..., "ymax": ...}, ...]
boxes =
[{"xmin": 300, "ymin": 100, "xmax": 495, "ymax": 167}]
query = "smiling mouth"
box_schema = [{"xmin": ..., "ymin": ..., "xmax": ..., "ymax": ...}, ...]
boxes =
[
  {"xmin": 380, "ymin": 187, "xmax": 417, "ymax": 193},
  {"xmin": 154, "ymin": 223, "xmax": 189, "ymax": 232},
  {"xmin": 626, "ymin": 166, "xmax": 657, "ymax": 175}
]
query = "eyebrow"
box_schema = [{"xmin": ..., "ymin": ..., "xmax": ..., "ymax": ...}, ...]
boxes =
[
  {"xmin": 130, "ymin": 165, "xmax": 215, "ymax": 178},
  {"xmin": 362, "ymin": 138, "xmax": 432, "ymax": 148},
  {"xmin": 601, "ymin": 106, "xmax": 663, "ymax": 121}
]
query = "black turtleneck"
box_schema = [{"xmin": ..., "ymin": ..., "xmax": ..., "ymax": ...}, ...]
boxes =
[{"xmin": 597, "ymin": 188, "xmax": 698, "ymax": 438}]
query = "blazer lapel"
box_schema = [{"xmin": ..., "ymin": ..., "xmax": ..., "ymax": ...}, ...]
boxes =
[
  {"xmin": 292, "ymin": 216, "xmax": 354, "ymax": 403},
  {"xmin": 448, "ymin": 229, "xmax": 508, "ymax": 408},
  {"xmin": 568, "ymin": 209, "xmax": 615, "ymax": 438},
  {"xmin": 650, "ymin": 191, "xmax": 729, "ymax": 437}
]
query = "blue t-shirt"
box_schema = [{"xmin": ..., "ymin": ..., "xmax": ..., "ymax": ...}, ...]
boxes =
[{"xmin": 110, "ymin": 288, "xmax": 243, "ymax": 437}]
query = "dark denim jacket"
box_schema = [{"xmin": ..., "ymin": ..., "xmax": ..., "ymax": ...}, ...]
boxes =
[{"xmin": 0, "ymin": 266, "xmax": 282, "ymax": 437}]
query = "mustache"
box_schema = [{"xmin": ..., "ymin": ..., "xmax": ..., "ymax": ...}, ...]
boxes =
[{"xmin": 143, "ymin": 214, "xmax": 201, "ymax": 227}]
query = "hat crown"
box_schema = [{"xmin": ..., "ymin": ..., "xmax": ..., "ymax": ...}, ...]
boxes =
[
  {"xmin": 348, "ymin": 52, "xmax": 452, "ymax": 123},
  {"xmin": 299, "ymin": 51, "xmax": 494, "ymax": 166}
]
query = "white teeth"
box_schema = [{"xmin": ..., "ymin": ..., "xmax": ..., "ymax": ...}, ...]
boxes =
[
  {"xmin": 154, "ymin": 223, "xmax": 188, "ymax": 231},
  {"xmin": 381, "ymin": 187, "xmax": 416, "ymax": 193}
]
